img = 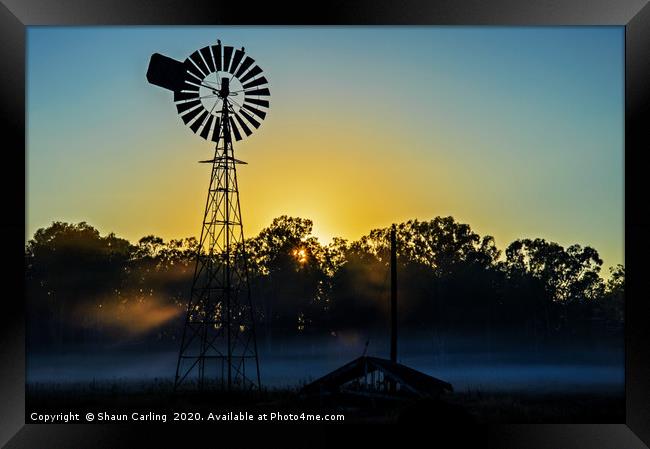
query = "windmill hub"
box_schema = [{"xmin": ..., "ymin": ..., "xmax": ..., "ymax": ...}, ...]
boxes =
[{"xmin": 218, "ymin": 78, "xmax": 230, "ymax": 97}]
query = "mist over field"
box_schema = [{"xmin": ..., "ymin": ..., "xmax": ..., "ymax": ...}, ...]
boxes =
[{"xmin": 27, "ymin": 332, "xmax": 623, "ymax": 394}]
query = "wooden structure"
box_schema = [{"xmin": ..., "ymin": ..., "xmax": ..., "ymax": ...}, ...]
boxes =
[{"xmin": 302, "ymin": 356, "xmax": 452, "ymax": 399}]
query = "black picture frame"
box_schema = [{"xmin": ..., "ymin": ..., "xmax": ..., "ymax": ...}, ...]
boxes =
[{"xmin": 1, "ymin": 0, "xmax": 648, "ymax": 447}]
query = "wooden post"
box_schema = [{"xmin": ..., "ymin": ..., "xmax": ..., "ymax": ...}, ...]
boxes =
[{"xmin": 390, "ymin": 224, "xmax": 397, "ymax": 364}]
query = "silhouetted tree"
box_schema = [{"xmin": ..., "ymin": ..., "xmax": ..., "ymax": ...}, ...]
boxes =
[
  {"xmin": 25, "ymin": 217, "xmax": 624, "ymax": 348},
  {"xmin": 245, "ymin": 216, "xmax": 328, "ymax": 335},
  {"xmin": 25, "ymin": 222, "xmax": 132, "ymax": 345},
  {"xmin": 504, "ymin": 238, "xmax": 605, "ymax": 333}
]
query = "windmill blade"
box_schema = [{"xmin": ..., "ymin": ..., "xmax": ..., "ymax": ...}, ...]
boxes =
[
  {"xmin": 180, "ymin": 105, "xmax": 203, "ymax": 124},
  {"xmin": 176, "ymin": 99, "xmax": 201, "ymax": 113},
  {"xmin": 242, "ymin": 76, "xmax": 268, "ymax": 90},
  {"xmin": 242, "ymin": 103, "xmax": 266, "ymax": 120},
  {"xmin": 174, "ymin": 90, "xmax": 200, "ymax": 102},
  {"xmin": 185, "ymin": 69, "xmax": 203, "ymax": 84},
  {"xmin": 211, "ymin": 44, "xmax": 222, "ymax": 71},
  {"xmin": 199, "ymin": 46, "xmax": 216, "ymax": 73},
  {"xmin": 184, "ymin": 61, "xmax": 204, "ymax": 83},
  {"xmin": 188, "ymin": 52, "xmax": 209, "ymax": 78},
  {"xmin": 223, "ymin": 46, "xmax": 234, "ymax": 74},
  {"xmin": 184, "ymin": 78, "xmax": 202, "ymax": 90},
  {"xmin": 240, "ymin": 65, "xmax": 263, "ymax": 84},
  {"xmin": 199, "ymin": 114, "xmax": 216, "ymax": 140},
  {"xmin": 235, "ymin": 56, "xmax": 254, "ymax": 78},
  {"xmin": 229, "ymin": 48, "xmax": 245, "ymax": 75},
  {"xmin": 210, "ymin": 117, "xmax": 221, "ymax": 142},
  {"xmin": 229, "ymin": 117, "xmax": 243, "ymax": 141},
  {"xmin": 193, "ymin": 50, "xmax": 211, "ymax": 76},
  {"xmin": 239, "ymin": 109, "xmax": 261, "ymax": 129},
  {"xmin": 244, "ymin": 87, "xmax": 270, "ymax": 97},
  {"xmin": 190, "ymin": 109, "xmax": 210, "ymax": 133},
  {"xmin": 244, "ymin": 97, "xmax": 269, "ymax": 108},
  {"xmin": 234, "ymin": 113, "xmax": 253, "ymax": 136}
]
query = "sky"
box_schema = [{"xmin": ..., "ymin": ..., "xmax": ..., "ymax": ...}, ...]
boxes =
[{"xmin": 27, "ymin": 26, "xmax": 624, "ymax": 272}]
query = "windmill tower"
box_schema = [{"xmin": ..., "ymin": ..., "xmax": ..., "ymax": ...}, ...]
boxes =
[{"xmin": 146, "ymin": 40, "xmax": 270, "ymax": 390}]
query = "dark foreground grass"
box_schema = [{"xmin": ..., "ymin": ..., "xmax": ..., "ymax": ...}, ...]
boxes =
[{"xmin": 26, "ymin": 380, "xmax": 624, "ymax": 424}]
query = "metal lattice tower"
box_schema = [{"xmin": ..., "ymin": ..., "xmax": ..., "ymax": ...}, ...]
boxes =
[
  {"xmin": 146, "ymin": 41, "xmax": 270, "ymax": 390},
  {"xmin": 175, "ymin": 101, "xmax": 260, "ymax": 390}
]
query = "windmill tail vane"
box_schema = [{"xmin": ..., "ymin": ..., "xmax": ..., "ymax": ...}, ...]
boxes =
[{"xmin": 146, "ymin": 39, "xmax": 269, "ymax": 391}]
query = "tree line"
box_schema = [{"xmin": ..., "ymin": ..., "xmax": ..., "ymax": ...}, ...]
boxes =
[{"xmin": 25, "ymin": 216, "xmax": 624, "ymax": 348}]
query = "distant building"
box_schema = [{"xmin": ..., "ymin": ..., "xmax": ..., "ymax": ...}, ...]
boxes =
[{"xmin": 302, "ymin": 356, "xmax": 452, "ymax": 399}]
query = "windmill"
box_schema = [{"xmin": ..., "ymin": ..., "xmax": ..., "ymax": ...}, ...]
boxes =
[{"xmin": 146, "ymin": 40, "xmax": 269, "ymax": 390}]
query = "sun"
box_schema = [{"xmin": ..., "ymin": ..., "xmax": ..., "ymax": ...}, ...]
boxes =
[{"xmin": 292, "ymin": 247, "xmax": 308, "ymax": 264}]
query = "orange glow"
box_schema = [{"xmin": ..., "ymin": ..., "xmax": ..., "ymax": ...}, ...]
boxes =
[
  {"xmin": 75, "ymin": 295, "xmax": 182, "ymax": 336},
  {"xmin": 292, "ymin": 248, "xmax": 308, "ymax": 264}
]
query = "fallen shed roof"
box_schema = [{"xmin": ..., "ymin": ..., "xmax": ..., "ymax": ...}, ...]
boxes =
[{"xmin": 302, "ymin": 356, "xmax": 453, "ymax": 398}]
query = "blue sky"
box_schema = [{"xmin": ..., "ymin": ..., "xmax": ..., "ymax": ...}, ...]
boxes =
[{"xmin": 27, "ymin": 26, "xmax": 624, "ymax": 272}]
